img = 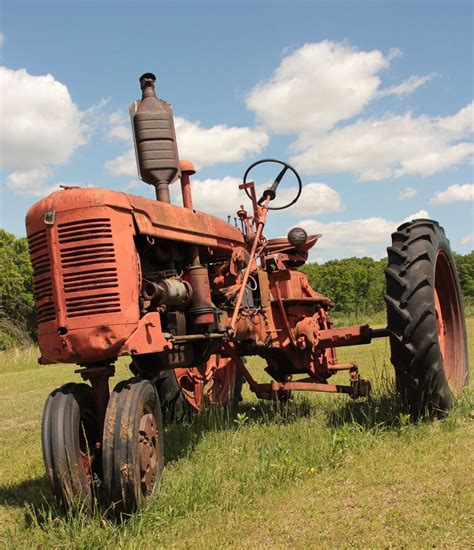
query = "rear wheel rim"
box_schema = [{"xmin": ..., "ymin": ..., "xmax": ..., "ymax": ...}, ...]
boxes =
[
  {"xmin": 434, "ymin": 250, "xmax": 466, "ymax": 393},
  {"xmin": 175, "ymin": 355, "xmax": 236, "ymax": 410}
]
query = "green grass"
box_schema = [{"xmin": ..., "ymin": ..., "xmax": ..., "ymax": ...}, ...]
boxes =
[{"xmin": 0, "ymin": 318, "xmax": 473, "ymax": 548}]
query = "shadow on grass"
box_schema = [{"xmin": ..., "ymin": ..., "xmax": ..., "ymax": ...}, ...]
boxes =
[
  {"xmin": 327, "ymin": 390, "xmax": 407, "ymax": 430},
  {"xmin": 0, "ymin": 476, "xmax": 51, "ymax": 510},
  {"xmin": 164, "ymin": 397, "xmax": 312, "ymax": 462}
]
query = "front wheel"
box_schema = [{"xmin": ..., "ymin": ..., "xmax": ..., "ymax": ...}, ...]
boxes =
[
  {"xmin": 102, "ymin": 378, "xmax": 164, "ymax": 515},
  {"xmin": 41, "ymin": 383, "xmax": 100, "ymax": 509},
  {"xmin": 385, "ymin": 219, "xmax": 468, "ymax": 417}
]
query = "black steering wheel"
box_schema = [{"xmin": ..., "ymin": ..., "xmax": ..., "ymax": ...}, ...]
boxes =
[{"xmin": 243, "ymin": 159, "xmax": 303, "ymax": 211}]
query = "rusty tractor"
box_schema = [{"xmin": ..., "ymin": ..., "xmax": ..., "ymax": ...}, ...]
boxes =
[{"xmin": 26, "ymin": 72, "xmax": 469, "ymax": 515}]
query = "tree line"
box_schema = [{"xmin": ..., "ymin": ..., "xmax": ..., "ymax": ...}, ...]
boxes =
[
  {"xmin": 301, "ymin": 252, "xmax": 474, "ymax": 320},
  {"xmin": 1, "ymin": 228, "xmax": 473, "ymax": 349}
]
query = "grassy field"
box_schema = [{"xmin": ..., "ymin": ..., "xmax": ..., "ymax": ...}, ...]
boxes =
[{"xmin": 0, "ymin": 318, "xmax": 473, "ymax": 549}]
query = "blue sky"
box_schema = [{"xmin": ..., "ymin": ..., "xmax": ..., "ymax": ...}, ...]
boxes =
[{"xmin": 1, "ymin": 0, "xmax": 472, "ymax": 262}]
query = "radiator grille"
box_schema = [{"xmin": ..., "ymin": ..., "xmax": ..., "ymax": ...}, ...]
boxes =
[
  {"xmin": 59, "ymin": 218, "xmax": 121, "ymax": 318},
  {"xmin": 28, "ymin": 229, "xmax": 55, "ymax": 323},
  {"xmin": 58, "ymin": 218, "xmax": 113, "ymax": 243},
  {"xmin": 63, "ymin": 267, "xmax": 119, "ymax": 292},
  {"xmin": 65, "ymin": 293, "xmax": 121, "ymax": 318}
]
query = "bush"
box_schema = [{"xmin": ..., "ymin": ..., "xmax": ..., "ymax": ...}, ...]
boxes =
[{"xmin": 0, "ymin": 230, "xmax": 36, "ymax": 349}]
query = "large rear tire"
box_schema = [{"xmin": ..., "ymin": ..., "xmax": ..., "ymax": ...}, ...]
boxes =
[{"xmin": 385, "ymin": 219, "xmax": 468, "ymax": 417}]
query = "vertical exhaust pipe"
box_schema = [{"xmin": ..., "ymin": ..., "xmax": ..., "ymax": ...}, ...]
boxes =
[{"xmin": 130, "ymin": 73, "xmax": 181, "ymax": 202}]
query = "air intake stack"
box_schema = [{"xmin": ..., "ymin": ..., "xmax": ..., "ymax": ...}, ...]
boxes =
[{"xmin": 130, "ymin": 73, "xmax": 181, "ymax": 202}]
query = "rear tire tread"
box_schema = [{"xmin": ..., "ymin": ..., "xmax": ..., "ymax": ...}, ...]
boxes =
[{"xmin": 385, "ymin": 219, "xmax": 467, "ymax": 417}]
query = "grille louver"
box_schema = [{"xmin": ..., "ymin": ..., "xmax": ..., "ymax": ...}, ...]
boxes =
[
  {"xmin": 65, "ymin": 293, "xmax": 121, "ymax": 318},
  {"xmin": 28, "ymin": 229, "xmax": 55, "ymax": 323},
  {"xmin": 59, "ymin": 218, "xmax": 121, "ymax": 319},
  {"xmin": 58, "ymin": 218, "xmax": 113, "ymax": 244}
]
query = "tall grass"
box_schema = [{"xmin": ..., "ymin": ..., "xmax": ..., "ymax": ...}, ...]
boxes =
[
  {"xmin": 0, "ymin": 316, "xmax": 472, "ymax": 548},
  {"xmin": 0, "ymin": 345, "xmax": 40, "ymax": 373}
]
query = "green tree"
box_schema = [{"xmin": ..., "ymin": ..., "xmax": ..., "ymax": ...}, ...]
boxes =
[
  {"xmin": 454, "ymin": 251, "xmax": 474, "ymax": 298},
  {"xmin": 302, "ymin": 251, "xmax": 473, "ymax": 321},
  {"xmin": 0, "ymin": 229, "xmax": 36, "ymax": 349},
  {"xmin": 301, "ymin": 257, "xmax": 386, "ymax": 320}
]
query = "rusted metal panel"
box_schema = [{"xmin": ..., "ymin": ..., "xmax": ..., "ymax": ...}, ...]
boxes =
[
  {"xmin": 26, "ymin": 188, "xmax": 140, "ymax": 364},
  {"xmin": 120, "ymin": 312, "xmax": 172, "ymax": 355},
  {"xmin": 128, "ymin": 194, "xmax": 245, "ymax": 251}
]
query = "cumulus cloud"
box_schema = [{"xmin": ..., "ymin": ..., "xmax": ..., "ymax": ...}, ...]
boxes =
[
  {"xmin": 6, "ymin": 167, "xmax": 58, "ymax": 196},
  {"xmin": 399, "ymin": 186, "xmax": 417, "ymax": 200},
  {"xmin": 166, "ymin": 177, "xmax": 341, "ymax": 219},
  {"xmin": 295, "ymin": 209, "xmax": 430, "ymax": 259},
  {"xmin": 105, "ymin": 149, "xmax": 136, "ymax": 178},
  {"xmin": 129, "ymin": 172, "xmax": 342, "ymax": 221},
  {"xmin": 290, "ymin": 103, "xmax": 474, "ymax": 180},
  {"xmin": 269, "ymin": 182, "xmax": 343, "ymax": 216},
  {"xmin": 245, "ymin": 41, "xmax": 472, "ymax": 182},
  {"xmin": 246, "ymin": 41, "xmax": 390, "ymax": 134},
  {"xmin": 105, "ymin": 115, "xmax": 269, "ymax": 176},
  {"xmin": 0, "ymin": 66, "xmax": 86, "ymax": 171},
  {"xmin": 181, "ymin": 176, "xmax": 244, "ymax": 217},
  {"xmin": 429, "ymin": 183, "xmax": 474, "ymax": 205},
  {"xmin": 401, "ymin": 209, "xmax": 430, "ymax": 222},
  {"xmin": 4, "ymin": 167, "xmax": 85, "ymax": 197},
  {"xmin": 107, "ymin": 110, "xmax": 131, "ymax": 141},
  {"xmin": 174, "ymin": 117, "xmax": 268, "ymax": 169}
]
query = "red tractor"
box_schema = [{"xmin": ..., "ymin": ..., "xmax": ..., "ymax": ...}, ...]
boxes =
[{"xmin": 26, "ymin": 73, "xmax": 468, "ymax": 515}]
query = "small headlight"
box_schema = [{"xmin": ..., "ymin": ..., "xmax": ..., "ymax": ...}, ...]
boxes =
[{"xmin": 287, "ymin": 227, "xmax": 308, "ymax": 249}]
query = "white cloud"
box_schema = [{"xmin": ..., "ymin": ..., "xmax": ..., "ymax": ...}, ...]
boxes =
[
  {"xmin": 271, "ymin": 182, "xmax": 343, "ymax": 216},
  {"xmin": 245, "ymin": 41, "xmax": 471, "ymax": 182},
  {"xmin": 107, "ymin": 110, "xmax": 131, "ymax": 141},
  {"xmin": 105, "ymin": 148, "xmax": 136, "ymax": 177},
  {"xmin": 0, "ymin": 67, "xmax": 86, "ymax": 170},
  {"xmin": 295, "ymin": 209, "xmax": 430, "ymax": 259},
  {"xmin": 6, "ymin": 167, "xmax": 63, "ymax": 196},
  {"xmin": 290, "ymin": 103, "xmax": 474, "ymax": 181},
  {"xmin": 461, "ymin": 234, "xmax": 474, "ymax": 246},
  {"xmin": 246, "ymin": 41, "xmax": 389, "ymax": 134},
  {"xmin": 0, "ymin": 33, "xmax": 5, "ymax": 47},
  {"xmin": 182, "ymin": 176, "xmax": 244, "ymax": 217},
  {"xmin": 174, "ymin": 117, "xmax": 268, "ymax": 169},
  {"xmin": 429, "ymin": 183, "xmax": 474, "ymax": 205},
  {"xmin": 401, "ymin": 209, "xmax": 430, "ymax": 223},
  {"xmin": 6, "ymin": 166, "xmax": 89, "ymax": 197},
  {"xmin": 105, "ymin": 115, "xmax": 269, "ymax": 176},
  {"xmin": 379, "ymin": 74, "xmax": 436, "ymax": 97},
  {"xmin": 164, "ymin": 176, "xmax": 342, "ymax": 219},
  {"xmin": 399, "ymin": 186, "xmax": 417, "ymax": 200}
]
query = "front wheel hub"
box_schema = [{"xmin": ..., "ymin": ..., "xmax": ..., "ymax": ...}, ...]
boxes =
[{"xmin": 138, "ymin": 413, "xmax": 158, "ymax": 494}]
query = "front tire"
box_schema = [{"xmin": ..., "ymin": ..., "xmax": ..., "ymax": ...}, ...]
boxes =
[
  {"xmin": 103, "ymin": 378, "xmax": 164, "ymax": 515},
  {"xmin": 385, "ymin": 219, "xmax": 468, "ymax": 417},
  {"xmin": 41, "ymin": 383, "xmax": 100, "ymax": 509}
]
